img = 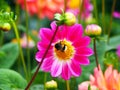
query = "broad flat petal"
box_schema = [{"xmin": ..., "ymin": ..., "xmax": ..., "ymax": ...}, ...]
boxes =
[
  {"xmin": 40, "ymin": 28, "xmax": 53, "ymax": 41},
  {"xmin": 50, "ymin": 21, "xmax": 57, "ymax": 31},
  {"xmin": 73, "ymin": 36, "xmax": 91, "ymax": 48},
  {"xmin": 41, "ymin": 57, "xmax": 54, "ymax": 72},
  {"xmin": 67, "ymin": 24, "xmax": 83, "ymax": 42},
  {"xmin": 51, "ymin": 60, "xmax": 62, "ymax": 77},
  {"xmin": 74, "ymin": 55, "xmax": 90, "ymax": 65},
  {"xmin": 35, "ymin": 50, "xmax": 53, "ymax": 62},
  {"xmin": 76, "ymin": 47, "xmax": 93, "ymax": 56},
  {"xmin": 61, "ymin": 63, "xmax": 71, "ymax": 80},
  {"xmin": 37, "ymin": 41, "xmax": 53, "ymax": 51},
  {"xmin": 68, "ymin": 61, "xmax": 81, "ymax": 77}
]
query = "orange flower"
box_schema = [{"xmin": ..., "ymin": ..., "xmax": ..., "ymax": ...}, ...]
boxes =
[
  {"xmin": 78, "ymin": 65, "xmax": 120, "ymax": 90},
  {"xmin": 17, "ymin": 0, "xmax": 64, "ymax": 19}
]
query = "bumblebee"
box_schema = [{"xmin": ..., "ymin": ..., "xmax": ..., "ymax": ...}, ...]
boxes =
[{"xmin": 55, "ymin": 41, "xmax": 66, "ymax": 52}]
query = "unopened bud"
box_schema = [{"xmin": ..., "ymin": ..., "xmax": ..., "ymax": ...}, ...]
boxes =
[
  {"xmin": 0, "ymin": 22, "xmax": 11, "ymax": 31},
  {"xmin": 85, "ymin": 24, "xmax": 102, "ymax": 37},
  {"xmin": 54, "ymin": 12, "xmax": 76, "ymax": 26},
  {"xmin": 64, "ymin": 12, "xmax": 76, "ymax": 26},
  {"xmin": 45, "ymin": 80, "xmax": 57, "ymax": 90}
]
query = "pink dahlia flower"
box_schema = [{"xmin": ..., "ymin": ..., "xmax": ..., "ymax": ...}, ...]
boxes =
[
  {"xmin": 113, "ymin": 11, "xmax": 120, "ymax": 19},
  {"xmin": 35, "ymin": 21, "xmax": 93, "ymax": 80},
  {"xmin": 78, "ymin": 65, "xmax": 120, "ymax": 90}
]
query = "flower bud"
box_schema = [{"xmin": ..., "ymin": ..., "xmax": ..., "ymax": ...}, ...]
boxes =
[
  {"xmin": 54, "ymin": 12, "xmax": 76, "ymax": 26},
  {"xmin": 45, "ymin": 80, "xmax": 57, "ymax": 90},
  {"xmin": 85, "ymin": 24, "xmax": 102, "ymax": 37},
  {"xmin": 0, "ymin": 22, "xmax": 11, "ymax": 31},
  {"xmin": 64, "ymin": 12, "xmax": 76, "ymax": 26}
]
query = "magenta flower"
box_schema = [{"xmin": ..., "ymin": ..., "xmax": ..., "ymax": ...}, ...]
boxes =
[
  {"xmin": 113, "ymin": 11, "xmax": 120, "ymax": 19},
  {"xmin": 35, "ymin": 21, "xmax": 93, "ymax": 80},
  {"xmin": 116, "ymin": 45, "xmax": 120, "ymax": 57}
]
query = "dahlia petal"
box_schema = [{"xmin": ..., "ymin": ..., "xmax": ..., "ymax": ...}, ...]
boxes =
[
  {"xmin": 37, "ymin": 41, "xmax": 53, "ymax": 51},
  {"xmin": 61, "ymin": 63, "xmax": 71, "ymax": 80},
  {"xmin": 35, "ymin": 50, "xmax": 53, "ymax": 62},
  {"xmin": 73, "ymin": 36, "xmax": 91, "ymax": 47},
  {"xmin": 104, "ymin": 65, "xmax": 112, "ymax": 81},
  {"xmin": 40, "ymin": 28, "xmax": 53, "ymax": 41},
  {"xmin": 51, "ymin": 60, "xmax": 62, "ymax": 77},
  {"xmin": 67, "ymin": 24, "xmax": 83, "ymax": 42},
  {"xmin": 41, "ymin": 57, "xmax": 54, "ymax": 72},
  {"xmin": 55, "ymin": 25, "xmax": 69, "ymax": 40},
  {"xmin": 74, "ymin": 55, "xmax": 90, "ymax": 65},
  {"xmin": 50, "ymin": 21, "xmax": 57, "ymax": 31},
  {"xmin": 68, "ymin": 61, "xmax": 81, "ymax": 77},
  {"xmin": 76, "ymin": 47, "xmax": 93, "ymax": 56}
]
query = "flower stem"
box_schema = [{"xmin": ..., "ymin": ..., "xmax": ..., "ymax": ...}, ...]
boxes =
[
  {"xmin": 44, "ymin": 72, "xmax": 47, "ymax": 90},
  {"xmin": 66, "ymin": 80, "xmax": 70, "ymax": 90},
  {"xmin": 107, "ymin": 0, "xmax": 116, "ymax": 44},
  {"xmin": 24, "ymin": 0, "xmax": 31, "ymax": 79},
  {"xmin": 64, "ymin": 0, "xmax": 67, "ymax": 11},
  {"xmin": 102, "ymin": 0, "xmax": 105, "ymax": 34},
  {"xmin": 25, "ymin": 26, "xmax": 58, "ymax": 90},
  {"xmin": 10, "ymin": 19, "xmax": 28, "ymax": 80},
  {"xmin": 93, "ymin": 0, "xmax": 98, "ymax": 23},
  {"xmin": 78, "ymin": 0, "xmax": 83, "ymax": 24},
  {"xmin": 0, "ymin": 31, "xmax": 4, "ymax": 46},
  {"xmin": 93, "ymin": 38, "xmax": 99, "ymax": 70}
]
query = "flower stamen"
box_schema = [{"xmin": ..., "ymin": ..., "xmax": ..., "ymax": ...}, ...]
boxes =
[{"xmin": 54, "ymin": 39, "xmax": 75, "ymax": 61}]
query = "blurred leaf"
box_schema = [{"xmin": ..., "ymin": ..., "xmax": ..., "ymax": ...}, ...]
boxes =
[
  {"xmin": 0, "ymin": 69, "xmax": 27, "ymax": 90},
  {"xmin": 0, "ymin": 43, "xmax": 19, "ymax": 68},
  {"xmin": 30, "ymin": 84, "xmax": 44, "ymax": 90},
  {"xmin": 106, "ymin": 35, "xmax": 120, "ymax": 51}
]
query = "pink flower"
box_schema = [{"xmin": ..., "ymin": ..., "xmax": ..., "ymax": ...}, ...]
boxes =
[
  {"xmin": 116, "ymin": 45, "xmax": 120, "ymax": 57},
  {"xmin": 113, "ymin": 11, "xmax": 120, "ymax": 19},
  {"xmin": 12, "ymin": 34, "xmax": 35, "ymax": 48},
  {"xmin": 78, "ymin": 65, "xmax": 120, "ymax": 90},
  {"xmin": 35, "ymin": 21, "xmax": 93, "ymax": 80}
]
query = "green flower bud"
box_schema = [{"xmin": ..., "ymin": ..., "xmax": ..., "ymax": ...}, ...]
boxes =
[
  {"xmin": 64, "ymin": 12, "xmax": 76, "ymax": 26},
  {"xmin": 45, "ymin": 80, "xmax": 57, "ymax": 90},
  {"xmin": 85, "ymin": 24, "xmax": 102, "ymax": 37},
  {"xmin": 0, "ymin": 22, "xmax": 11, "ymax": 31},
  {"xmin": 54, "ymin": 11, "xmax": 76, "ymax": 26}
]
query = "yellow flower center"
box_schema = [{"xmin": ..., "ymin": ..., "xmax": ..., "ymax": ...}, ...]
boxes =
[{"xmin": 54, "ymin": 39, "xmax": 75, "ymax": 61}]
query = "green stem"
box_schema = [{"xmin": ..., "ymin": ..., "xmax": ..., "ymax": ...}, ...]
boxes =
[
  {"xmin": 44, "ymin": 73, "xmax": 47, "ymax": 90},
  {"xmin": 70, "ymin": 78, "xmax": 77, "ymax": 90},
  {"xmin": 78, "ymin": 0, "xmax": 83, "ymax": 24},
  {"xmin": 25, "ymin": 26, "xmax": 58, "ymax": 90},
  {"xmin": 10, "ymin": 19, "xmax": 28, "ymax": 80},
  {"xmin": 24, "ymin": 0, "xmax": 31, "ymax": 79},
  {"xmin": 66, "ymin": 80, "xmax": 70, "ymax": 90},
  {"xmin": 102, "ymin": 0, "xmax": 105, "ymax": 34},
  {"xmin": 93, "ymin": 0, "xmax": 98, "ymax": 23},
  {"xmin": 0, "ymin": 31, "xmax": 4, "ymax": 46},
  {"xmin": 93, "ymin": 38, "xmax": 99, "ymax": 70},
  {"xmin": 107, "ymin": 0, "xmax": 116, "ymax": 44}
]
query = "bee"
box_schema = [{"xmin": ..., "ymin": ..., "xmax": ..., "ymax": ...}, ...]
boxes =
[{"xmin": 55, "ymin": 41, "xmax": 66, "ymax": 52}]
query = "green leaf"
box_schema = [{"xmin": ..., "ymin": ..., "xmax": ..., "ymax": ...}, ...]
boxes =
[
  {"xmin": 106, "ymin": 35, "xmax": 120, "ymax": 51},
  {"xmin": 0, "ymin": 43, "xmax": 19, "ymax": 68},
  {"xmin": 30, "ymin": 84, "xmax": 44, "ymax": 90},
  {"xmin": 0, "ymin": 69, "xmax": 27, "ymax": 89}
]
